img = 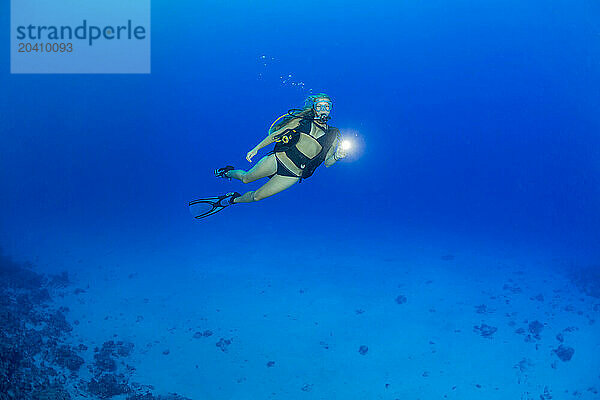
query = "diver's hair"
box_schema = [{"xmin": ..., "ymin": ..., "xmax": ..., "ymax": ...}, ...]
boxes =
[
  {"xmin": 303, "ymin": 93, "xmax": 332, "ymax": 109},
  {"xmin": 269, "ymin": 93, "xmax": 332, "ymax": 134}
]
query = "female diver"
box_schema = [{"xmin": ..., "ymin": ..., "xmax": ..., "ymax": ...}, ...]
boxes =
[{"xmin": 189, "ymin": 93, "xmax": 347, "ymax": 219}]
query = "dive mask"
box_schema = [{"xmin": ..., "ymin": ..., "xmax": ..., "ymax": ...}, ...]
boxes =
[{"xmin": 313, "ymin": 99, "xmax": 332, "ymax": 122}]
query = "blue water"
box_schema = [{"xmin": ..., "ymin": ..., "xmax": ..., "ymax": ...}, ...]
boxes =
[{"xmin": 1, "ymin": 0, "xmax": 599, "ymax": 399}]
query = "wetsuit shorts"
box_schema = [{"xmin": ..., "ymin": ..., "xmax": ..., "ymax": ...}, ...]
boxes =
[{"xmin": 268, "ymin": 153, "xmax": 301, "ymax": 179}]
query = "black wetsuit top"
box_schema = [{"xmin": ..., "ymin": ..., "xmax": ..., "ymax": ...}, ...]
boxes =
[{"xmin": 268, "ymin": 119, "xmax": 339, "ymax": 181}]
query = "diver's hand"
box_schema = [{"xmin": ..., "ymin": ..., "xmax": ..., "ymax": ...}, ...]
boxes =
[
  {"xmin": 334, "ymin": 147, "xmax": 347, "ymax": 160},
  {"xmin": 246, "ymin": 148, "xmax": 258, "ymax": 162}
]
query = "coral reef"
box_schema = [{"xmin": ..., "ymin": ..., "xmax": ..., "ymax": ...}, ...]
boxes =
[{"xmin": 0, "ymin": 248, "xmax": 190, "ymax": 400}]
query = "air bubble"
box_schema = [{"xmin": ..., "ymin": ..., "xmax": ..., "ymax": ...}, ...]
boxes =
[{"xmin": 257, "ymin": 54, "xmax": 311, "ymax": 92}]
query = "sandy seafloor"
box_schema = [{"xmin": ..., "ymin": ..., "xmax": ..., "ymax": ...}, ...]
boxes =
[{"xmin": 10, "ymin": 224, "xmax": 598, "ymax": 400}]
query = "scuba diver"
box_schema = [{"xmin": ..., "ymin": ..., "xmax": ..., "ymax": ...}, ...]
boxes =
[{"xmin": 189, "ymin": 93, "xmax": 348, "ymax": 219}]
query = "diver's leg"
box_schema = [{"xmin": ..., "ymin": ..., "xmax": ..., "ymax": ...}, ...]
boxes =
[
  {"xmin": 227, "ymin": 155, "xmax": 277, "ymax": 183},
  {"xmin": 233, "ymin": 174, "xmax": 299, "ymax": 203}
]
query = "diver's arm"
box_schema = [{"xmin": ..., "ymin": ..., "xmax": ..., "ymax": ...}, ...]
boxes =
[
  {"xmin": 253, "ymin": 119, "xmax": 301, "ymax": 152},
  {"xmin": 252, "ymin": 134, "xmax": 276, "ymax": 152},
  {"xmin": 246, "ymin": 119, "xmax": 302, "ymax": 162},
  {"xmin": 324, "ymin": 137, "xmax": 340, "ymax": 167}
]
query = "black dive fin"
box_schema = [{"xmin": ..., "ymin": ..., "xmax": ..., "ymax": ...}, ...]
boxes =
[{"xmin": 188, "ymin": 192, "xmax": 240, "ymax": 220}]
